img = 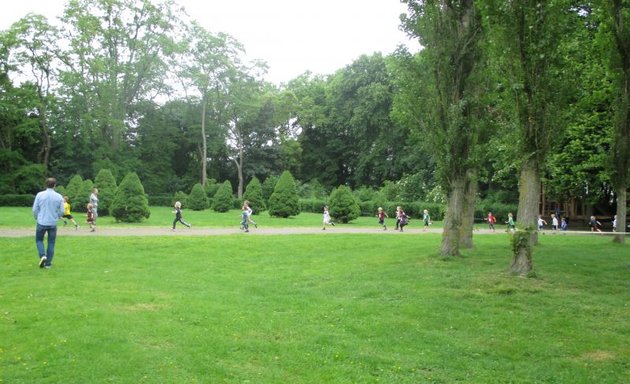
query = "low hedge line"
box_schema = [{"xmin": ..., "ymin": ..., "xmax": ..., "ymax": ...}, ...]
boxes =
[{"xmin": 0, "ymin": 194, "xmax": 35, "ymax": 207}]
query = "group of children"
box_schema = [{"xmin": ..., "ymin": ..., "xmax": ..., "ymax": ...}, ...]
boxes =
[{"xmin": 60, "ymin": 192, "xmax": 97, "ymax": 232}]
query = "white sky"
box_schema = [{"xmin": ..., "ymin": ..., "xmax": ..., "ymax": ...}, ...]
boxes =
[{"xmin": 0, "ymin": 0, "xmax": 420, "ymax": 85}]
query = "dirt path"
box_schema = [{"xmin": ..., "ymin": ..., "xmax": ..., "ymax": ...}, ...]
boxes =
[{"xmin": 0, "ymin": 226, "xmax": 613, "ymax": 238}]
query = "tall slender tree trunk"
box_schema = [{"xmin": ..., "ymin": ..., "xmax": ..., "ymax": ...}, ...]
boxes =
[
  {"xmin": 515, "ymin": 157, "xmax": 541, "ymax": 269},
  {"xmin": 441, "ymin": 176, "xmax": 466, "ymax": 257},
  {"xmin": 200, "ymin": 100, "xmax": 208, "ymax": 187},
  {"xmin": 613, "ymin": 188, "xmax": 626, "ymax": 244},
  {"xmin": 460, "ymin": 169, "xmax": 477, "ymax": 249}
]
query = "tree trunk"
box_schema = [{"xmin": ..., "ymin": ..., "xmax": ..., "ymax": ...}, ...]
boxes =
[
  {"xmin": 516, "ymin": 157, "xmax": 541, "ymax": 245},
  {"xmin": 200, "ymin": 100, "xmax": 208, "ymax": 187},
  {"xmin": 460, "ymin": 169, "xmax": 477, "ymax": 249},
  {"xmin": 510, "ymin": 231, "xmax": 533, "ymax": 275},
  {"xmin": 441, "ymin": 176, "xmax": 466, "ymax": 257},
  {"xmin": 613, "ymin": 187, "xmax": 626, "ymax": 244}
]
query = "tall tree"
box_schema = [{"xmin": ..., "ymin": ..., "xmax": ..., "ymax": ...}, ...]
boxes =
[
  {"xmin": 400, "ymin": 0, "xmax": 484, "ymax": 256},
  {"xmin": 177, "ymin": 23, "xmax": 243, "ymax": 187},
  {"xmin": 59, "ymin": 0, "xmax": 180, "ymax": 167},
  {"xmin": 481, "ymin": 0, "xmax": 571, "ymax": 272},
  {"xmin": 602, "ymin": 0, "xmax": 630, "ymax": 243}
]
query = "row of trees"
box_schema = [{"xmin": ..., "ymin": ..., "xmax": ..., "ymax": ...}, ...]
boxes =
[
  {"xmin": 398, "ymin": 0, "xmax": 629, "ymax": 270},
  {"xmin": 1, "ymin": 0, "xmax": 628, "ymax": 270}
]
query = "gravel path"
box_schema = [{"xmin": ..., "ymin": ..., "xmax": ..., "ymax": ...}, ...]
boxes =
[{"xmin": 0, "ymin": 226, "xmax": 613, "ymax": 238}]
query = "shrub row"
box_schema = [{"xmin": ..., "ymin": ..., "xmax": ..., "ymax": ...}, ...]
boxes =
[{"xmin": 0, "ymin": 194, "xmax": 35, "ymax": 207}]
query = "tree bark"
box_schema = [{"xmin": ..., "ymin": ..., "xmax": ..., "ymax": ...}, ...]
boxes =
[
  {"xmin": 613, "ymin": 187, "xmax": 626, "ymax": 244},
  {"xmin": 200, "ymin": 100, "xmax": 208, "ymax": 187},
  {"xmin": 510, "ymin": 236, "xmax": 533, "ymax": 275},
  {"xmin": 516, "ymin": 157, "xmax": 541, "ymax": 245},
  {"xmin": 441, "ymin": 176, "xmax": 466, "ymax": 257},
  {"xmin": 460, "ymin": 169, "xmax": 477, "ymax": 249}
]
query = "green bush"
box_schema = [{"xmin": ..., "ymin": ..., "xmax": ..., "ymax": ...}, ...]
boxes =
[
  {"xmin": 172, "ymin": 191, "xmax": 189, "ymax": 208},
  {"xmin": 299, "ymin": 198, "xmax": 327, "ymax": 213},
  {"xmin": 148, "ymin": 194, "xmax": 173, "ymax": 207},
  {"xmin": 261, "ymin": 175, "xmax": 278, "ymax": 205},
  {"xmin": 94, "ymin": 169, "xmax": 117, "ymax": 216},
  {"xmin": 204, "ymin": 179, "xmax": 219, "ymax": 199},
  {"xmin": 65, "ymin": 175, "xmax": 87, "ymax": 212},
  {"xmin": 212, "ymin": 181, "xmax": 234, "ymax": 213},
  {"xmin": 188, "ymin": 183, "xmax": 209, "ymax": 211},
  {"xmin": 243, "ymin": 177, "xmax": 265, "ymax": 213},
  {"xmin": 328, "ymin": 185, "xmax": 360, "ymax": 223},
  {"xmin": 110, "ymin": 172, "xmax": 151, "ymax": 223},
  {"xmin": 268, "ymin": 171, "xmax": 300, "ymax": 218},
  {"xmin": 0, "ymin": 194, "xmax": 35, "ymax": 206}
]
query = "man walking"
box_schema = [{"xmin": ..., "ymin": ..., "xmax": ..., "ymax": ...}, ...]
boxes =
[{"xmin": 32, "ymin": 178, "xmax": 64, "ymax": 268}]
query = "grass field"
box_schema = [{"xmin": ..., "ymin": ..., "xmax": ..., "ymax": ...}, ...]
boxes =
[{"xmin": 1, "ymin": 222, "xmax": 629, "ymax": 383}]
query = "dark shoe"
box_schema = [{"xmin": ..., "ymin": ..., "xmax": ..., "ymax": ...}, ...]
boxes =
[{"xmin": 39, "ymin": 256, "xmax": 47, "ymax": 268}]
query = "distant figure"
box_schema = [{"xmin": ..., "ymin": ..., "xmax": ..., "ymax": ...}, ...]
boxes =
[
  {"xmin": 560, "ymin": 217, "xmax": 568, "ymax": 231},
  {"xmin": 537, "ymin": 215, "xmax": 547, "ymax": 231},
  {"xmin": 398, "ymin": 208, "xmax": 409, "ymax": 232},
  {"xmin": 395, "ymin": 206, "xmax": 402, "ymax": 230},
  {"xmin": 589, "ymin": 216, "xmax": 602, "ymax": 233},
  {"xmin": 32, "ymin": 177, "xmax": 64, "ymax": 269},
  {"xmin": 62, "ymin": 196, "xmax": 79, "ymax": 230},
  {"xmin": 89, "ymin": 187, "xmax": 99, "ymax": 219},
  {"xmin": 172, "ymin": 201, "xmax": 191, "ymax": 230},
  {"xmin": 240, "ymin": 206, "xmax": 249, "ymax": 233},
  {"xmin": 87, "ymin": 203, "xmax": 96, "ymax": 232},
  {"xmin": 487, "ymin": 212, "xmax": 496, "ymax": 232},
  {"xmin": 612, "ymin": 215, "xmax": 617, "ymax": 232},
  {"xmin": 243, "ymin": 200, "xmax": 258, "ymax": 228},
  {"xmin": 506, "ymin": 212, "xmax": 516, "ymax": 233},
  {"xmin": 551, "ymin": 213, "xmax": 559, "ymax": 231},
  {"xmin": 422, "ymin": 209, "xmax": 431, "ymax": 231},
  {"xmin": 322, "ymin": 206, "xmax": 335, "ymax": 230},
  {"xmin": 377, "ymin": 207, "xmax": 388, "ymax": 230}
]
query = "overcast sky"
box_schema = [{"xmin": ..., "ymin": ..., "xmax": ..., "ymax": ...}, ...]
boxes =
[{"xmin": 0, "ymin": 0, "xmax": 420, "ymax": 85}]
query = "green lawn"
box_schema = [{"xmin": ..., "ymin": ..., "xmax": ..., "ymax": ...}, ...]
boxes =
[{"xmin": 1, "ymin": 232, "xmax": 628, "ymax": 383}]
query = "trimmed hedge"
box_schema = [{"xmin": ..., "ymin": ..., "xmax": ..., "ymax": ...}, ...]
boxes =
[
  {"xmin": 0, "ymin": 194, "xmax": 35, "ymax": 206},
  {"xmin": 148, "ymin": 194, "xmax": 173, "ymax": 207}
]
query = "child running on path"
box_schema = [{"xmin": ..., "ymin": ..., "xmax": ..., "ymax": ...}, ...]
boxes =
[
  {"xmin": 422, "ymin": 209, "xmax": 431, "ymax": 231},
  {"xmin": 241, "ymin": 206, "xmax": 250, "ymax": 232},
  {"xmin": 322, "ymin": 206, "xmax": 335, "ymax": 230},
  {"xmin": 506, "ymin": 212, "xmax": 516, "ymax": 233},
  {"xmin": 537, "ymin": 215, "xmax": 547, "ymax": 231},
  {"xmin": 62, "ymin": 196, "xmax": 79, "ymax": 230},
  {"xmin": 399, "ymin": 208, "xmax": 409, "ymax": 232},
  {"xmin": 243, "ymin": 200, "xmax": 258, "ymax": 228},
  {"xmin": 87, "ymin": 203, "xmax": 96, "ymax": 232},
  {"xmin": 487, "ymin": 212, "xmax": 496, "ymax": 232},
  {"xmin": 172, "ymin": 201, "xmax": 191, "ymax": 230},
  {"xmin": 377, "ymin": 207, "xmax": 388, "ymax": 230},
  {"xmin": 589, "ymin": 216, "xmax": 602, "ymax": 233}
]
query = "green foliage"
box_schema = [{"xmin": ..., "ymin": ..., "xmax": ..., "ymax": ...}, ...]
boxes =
[
  {"xmin": 110, "ymin": 172, "xmax": 150, "ymax": 223},
  {"xmin": 261, "ymin": 175, "xmax": 278, "ymax": 204},
  {"xmin": 328, "ymin": 185, "xmax": 360, "ymax": 223},
  {"xmin": 65, "ymin": 175, "xmax": 84, "ymax": 210},
  {"xmin": 299, "ymin": 198, "xmax": 327, "ymax": 214},
  {"xmin": 172, "ymin": 191, "xmax": 189, "ymax": 208},
  {"xmin": 268, "ymin": 171, "xmax": 300, "ymax": 218},
  {"xmin": 212, "ymin": 181, "xmax": 234, "ymax": 213},
  {"xmin": 243, "ymin": 177, "xmax": 265, "ymax": 213},
  {"xmin": 188, "ymin": 183, "xmax": 209, "ymax": 211},
  {"xmin": 94, "ymin": 169, "xmax": 117, "ymax": 216},
  {"xmin": 510, "ymin": 229, "xmax": 533, "ymax": 257},
  {"xmin": 0, "ymin": 194, "xmax": 35, "ymax": 206},
  {"xmin": 204, "ymin": 179, "xmax": 219, "ymax": 200}
]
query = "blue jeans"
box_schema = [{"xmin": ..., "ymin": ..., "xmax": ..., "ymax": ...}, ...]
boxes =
[{"xmin": 35, "ymin": 224, "xmax": 57, "ymax": 266}]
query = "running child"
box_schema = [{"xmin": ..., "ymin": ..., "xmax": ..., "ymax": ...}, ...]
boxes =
[
  {"xmin": 243, "ymin": 200, "xmax": 258, "ymax": 228},
  {"xmin": 62, "ymin": 196, "xmax": 79, "ymax": 229},
  {"xmin": 399, "ymin": 208, "xmax": 409, "ymax": 232},
  {"xmin": 487, "ymin": 212, "xmax": 496, "ymax": 232},
  {"xmin": 506, "ymin": 212, "xmax": 516, "ymax": 233},
  {"xmin": 551, "ymin": 213, "xmax": 559, "ymax": 231},
  {"xmin": 422, "ymin": 209, "xmax": 431, "ymax": 231},
  {"xmin": 537, "ymin": 215, "xmax": 547, "ymax": 231},
  {"xmin": 87, "ymin": 203, "xmax": 96, "ymax": 232},
  {"xmin": 377, "ymin": 207, "xmax": 388, "ymax": 230},
  {"xmin": 172, "ymin": 201, "xmax": 191, "ymax": 230},
  {"xmin": 589, "ymin": 215, "xmax": 602, "ymax": 233},
  {"xmin": 322, "ymin": 206, "xmax": 335, "ymax": 230},
  {"xmin": 612, "ymin": 215, "xmax": 618, "ymax": 232},
  {"xmin": 241, "ymin": 206, "xmax": 249, "ymax": 232}
]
